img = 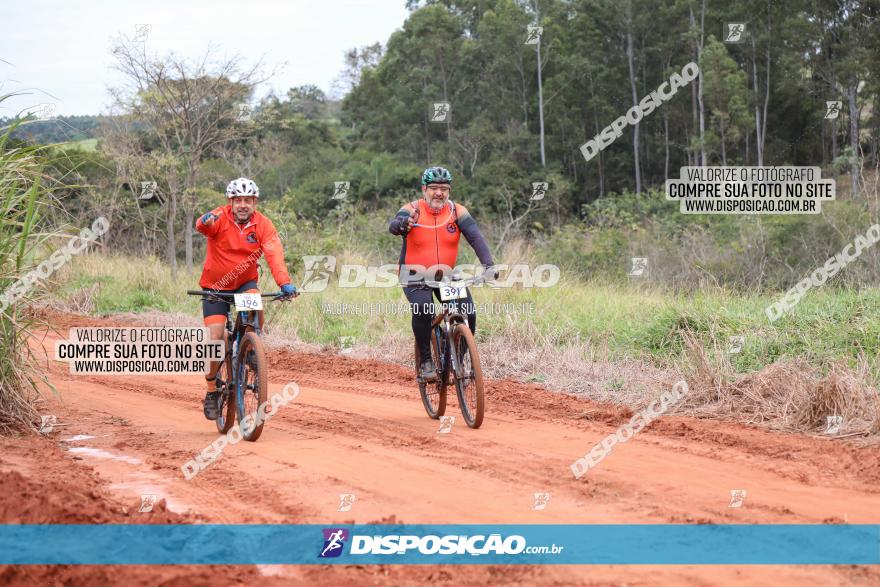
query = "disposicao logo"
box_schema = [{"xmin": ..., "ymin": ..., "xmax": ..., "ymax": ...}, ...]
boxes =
[
  {"xmin": 349, "ymin": 533, "xmax": 527, "ymax": 555},
  {"xmin": 319, "ymin": 528, "xmax": 349, "ymax": 558}
]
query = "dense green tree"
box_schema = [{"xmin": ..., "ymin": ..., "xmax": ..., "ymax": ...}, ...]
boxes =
[{"xmin": 701, "ymin": 37, "xmax": 752, "ymax": 165}]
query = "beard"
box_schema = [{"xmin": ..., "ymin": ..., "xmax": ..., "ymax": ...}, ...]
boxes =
[{"xmin": 428, "ymin": 196, "xmax": 447, "ymax": 211}]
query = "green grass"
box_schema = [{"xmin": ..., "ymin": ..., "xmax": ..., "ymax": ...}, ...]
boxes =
[
  {"xmin": 67, "ymin": 138, "xmax": 97, "ymax": 152},
  {"xmin": 51, "ymin": 252, "xmax": 880, "ymax": 381},
  {"xmin": 1, "ymin": 109, "xmax": 64, "ymax": 432}
]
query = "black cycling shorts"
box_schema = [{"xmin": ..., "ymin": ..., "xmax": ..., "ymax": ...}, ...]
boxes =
[{"xmin": 201, "ymin": 280, "xmax": 259, "ymax": 318}]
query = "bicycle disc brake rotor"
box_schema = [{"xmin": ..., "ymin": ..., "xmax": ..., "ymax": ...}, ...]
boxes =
[{"xmin": 458, "ymin": 340, "xmax": 473, "ymax": 389}]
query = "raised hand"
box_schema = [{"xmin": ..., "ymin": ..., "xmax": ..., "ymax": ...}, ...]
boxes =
[{"xmin": 200, "ymin": 210, "xmax": 222, "ymax": 226}]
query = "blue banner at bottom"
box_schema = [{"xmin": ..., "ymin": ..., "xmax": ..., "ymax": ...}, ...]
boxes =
[{"xmin": 1, "ymin": 524, "xmax": 878, "ymax": 565}]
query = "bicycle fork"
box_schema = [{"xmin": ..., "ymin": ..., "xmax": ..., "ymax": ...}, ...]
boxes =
[{"xmin": 442, "ymin": 322, "xmax": 462, "ymax": 382}]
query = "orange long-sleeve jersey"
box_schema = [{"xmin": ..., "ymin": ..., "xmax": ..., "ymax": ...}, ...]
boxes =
[{"xmin": 196, "ymin": 204, "xmax": 290, "ymax": 291}]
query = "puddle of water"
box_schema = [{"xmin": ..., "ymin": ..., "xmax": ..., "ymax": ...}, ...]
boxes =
[
  {"xmin": 62, "ymin": 434, "xmax": 97, "ymax": 442},
  {"xmin": 68, "ymin": 446, "xmax": 142, "ymax": 465},
  {"xmin": 65, "ymin": 445, "xmax": 194, "ymax": 515}
]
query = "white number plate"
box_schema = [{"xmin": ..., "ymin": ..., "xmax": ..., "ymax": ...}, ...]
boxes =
[
  {"xmin": 439, "ymin": 283, "xmax": 467, "ymax": 301},
  {"xmin": 233, "ymin": 293, "xmax": 263, "ymax": 311}
]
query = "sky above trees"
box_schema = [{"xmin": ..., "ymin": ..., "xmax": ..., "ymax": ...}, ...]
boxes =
[{"xmin": 0, "ymin": 0, "xmax": 408, "ymax": 117}]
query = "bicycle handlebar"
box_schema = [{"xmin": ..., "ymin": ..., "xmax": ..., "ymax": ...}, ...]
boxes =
[
  {"xmin": 447, "ymin": 275, "xmax": 486, "ymax": 287},
  {"xmin": 431, "ymin": 269, "xmax": 497, "ymax": 288},
  {"xmin": 186, "ymin": 290, "xmax": 286, "ymax": 299}
]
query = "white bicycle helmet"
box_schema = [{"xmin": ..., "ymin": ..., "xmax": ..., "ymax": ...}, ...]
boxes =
[{"xmin": 226, "ymin": 177, "xmax": 260, "ymax": 198}]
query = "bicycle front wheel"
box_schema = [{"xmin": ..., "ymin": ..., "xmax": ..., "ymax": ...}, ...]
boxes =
[
  {"xmin": 416, "ymin": 327, "xmax": 447, "ymax": 419},
  {"xmin": 452, "ymin": 324, "xmax": 484, "ymax": 429},
  {"xmin": 215, "ymin": 349, "xmax": 236, "ymax": 434},
  {"xmin": 236, "ymin": 330, "xmax": 269, "ymax": 441}
]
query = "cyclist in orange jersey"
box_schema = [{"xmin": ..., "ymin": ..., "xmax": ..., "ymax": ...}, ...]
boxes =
[
  {"xmin": 195, "ymin": 177, "xmax": 298, "ymax": 420},
  {"xmin": 389, "ymin": 166, "xmax": 495, "ymax": 382}
]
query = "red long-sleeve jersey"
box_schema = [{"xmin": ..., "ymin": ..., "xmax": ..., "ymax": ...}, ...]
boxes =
[{"xmin": 196, "ymin": 204, "xmax": 290, "ymax": 291}]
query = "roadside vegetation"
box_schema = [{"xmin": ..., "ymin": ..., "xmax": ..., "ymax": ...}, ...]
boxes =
[{"xmin": 0, "ymin": 109, "xmax": 66, "ymax": 433}]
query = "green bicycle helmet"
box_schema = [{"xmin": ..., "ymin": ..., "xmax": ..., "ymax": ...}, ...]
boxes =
[{"xmin": 421, "ymin": 166, "xmax": 453, "ymax": 186}]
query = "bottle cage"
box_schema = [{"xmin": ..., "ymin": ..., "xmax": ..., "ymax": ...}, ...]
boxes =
[{"xmin": 411, "ymin": 200, "xmax": 457, "ymax": 229}]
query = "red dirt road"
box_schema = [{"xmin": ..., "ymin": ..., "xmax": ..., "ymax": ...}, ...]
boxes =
[{"xmin": 3, "ymin": 311, "xmax": 880, "ymax": 585}]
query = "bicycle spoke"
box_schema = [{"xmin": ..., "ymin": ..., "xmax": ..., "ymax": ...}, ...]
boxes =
[
  {"xmin": 456, "ymin": 333, "xmax": 479, "ymax": 419},
  {"xmin": 238, "ymin": 344, "xmax": 261, "ymax": 434},
  {"xmin": 417, "ymin": 328, "xmax": 447, "ymax": 419}
]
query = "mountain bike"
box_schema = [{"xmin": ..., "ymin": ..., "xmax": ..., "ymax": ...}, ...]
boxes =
[
  {"xmin": 187, "ymin": 290, "xmax": 289, "ymax": 441},
  {"xmin": 415, "ymin": 274, "xmax": 487, "ymax": 429}
]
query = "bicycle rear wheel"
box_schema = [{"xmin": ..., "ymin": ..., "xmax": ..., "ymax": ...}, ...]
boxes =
[
  {"xmin": 452, "ymin": 324, "xmax": 484, "ymax": 429},
  {"xmin": 215, "ymin": 349, "xmax": 236, "ymax": 434},
  {"xmin": 416, "ymin": 327, "xmax": 447, "ymax": 419},
  {"xmin": 236, "ymin": 330, "xmax": 269, "ymax": 441}
]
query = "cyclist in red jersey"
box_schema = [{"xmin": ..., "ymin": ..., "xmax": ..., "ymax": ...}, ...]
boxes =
[
  {"xmin": 195, "ymin": 177, "xmax": 298, "ymax": 420},
  {"xmin": 388, "ymin": 166, "xmax": 495, "ymax": 382}
]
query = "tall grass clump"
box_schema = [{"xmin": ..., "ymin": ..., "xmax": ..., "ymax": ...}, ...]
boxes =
[{"xmin": 0, "ymin": 100, "xmax": 63, "ymax": 433}]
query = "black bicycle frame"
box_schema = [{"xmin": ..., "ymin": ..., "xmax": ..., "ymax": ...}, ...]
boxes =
[
  {"xmin": 432, "ymin": 298, "xmax": 469, "ymax": 382},
  {"xmin": 227, "ymin": 309, "xmax": 260, "ymax": 380},
  {"xmin": 186, "ymin": 289, "xmax": 278, "ymax": 388}
]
